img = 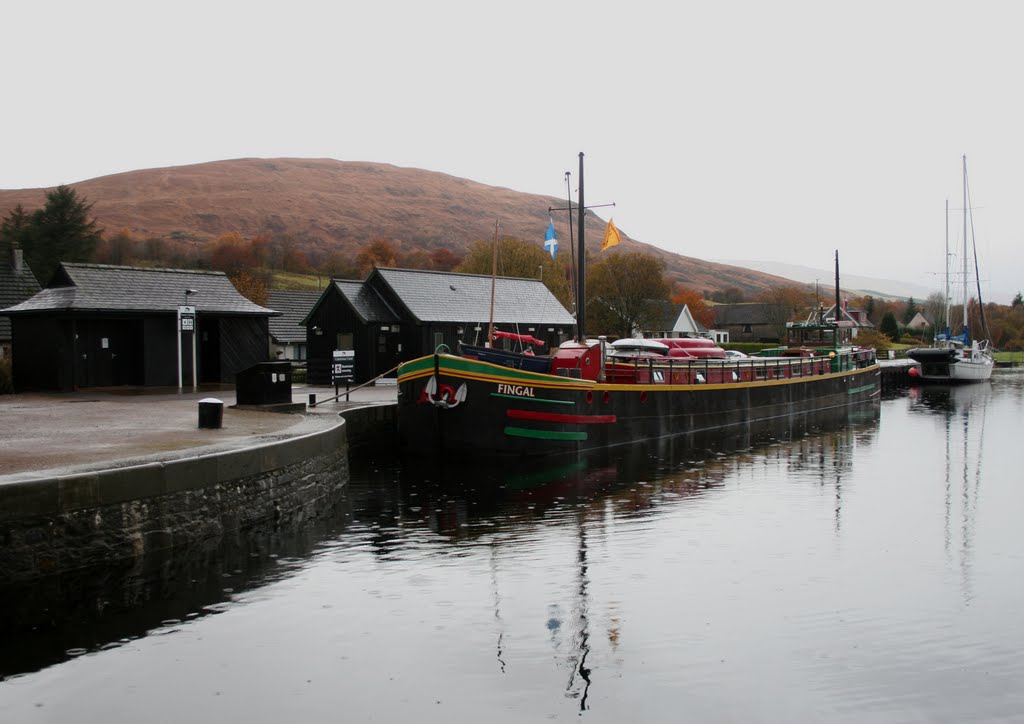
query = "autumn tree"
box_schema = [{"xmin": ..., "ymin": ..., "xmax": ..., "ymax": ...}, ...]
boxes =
[
  {"xmin": 229, "ymin": 270, "xmax": 268, "ymax": 306},
  {"xmin": 586, "ymin": 251, "xmax": 672, "ymax": 338},
  {"xmin": 95, "ymin": 227, "xmax": 138, "ymax": 265},
  {"xmin": 671, "ymin": 286, "xmax": 714, "ymax": 328},
  {"xmin": 356, "ymin": 238, "xmax": 399, "ymax": 274},
  {"xmin": 208, "ymin": 232, "xmax": 255, "ymax": 275},
  {"xmin": 457, "ymin": 237, "xmax": 572, "ymax": 309},
  {"xmin": 2, "ymin": 186, "xmax": 103, "ymax": 283},
  {"xmin": 428, "ymin": 247, "xmax": 464, "ymax": 271}
]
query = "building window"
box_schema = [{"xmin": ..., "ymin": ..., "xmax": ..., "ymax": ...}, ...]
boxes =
[
  {"xmin": 742, "ymin": 324, "xmax": 752, "ymax": 334},
  {"xmin": 296, "ymin": 344, "xmax": 306, "ymax": 361},
  {"xmin": 433, "ymin": 331, "xmax": 444, "ymax": 352},
  {"xmin": 337, "ymin": 333, "xmax": 353, "ymax": 350}
]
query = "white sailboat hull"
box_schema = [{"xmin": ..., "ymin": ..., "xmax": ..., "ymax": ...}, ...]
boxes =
[{"xmin": 945, "ymin": 356, "xmax": 994, "ymax": 382}]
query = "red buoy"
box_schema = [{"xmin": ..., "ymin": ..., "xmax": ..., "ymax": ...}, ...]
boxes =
[{"xmin": 908, "ymin": 366, "xmax": 920, "ymax": 378}]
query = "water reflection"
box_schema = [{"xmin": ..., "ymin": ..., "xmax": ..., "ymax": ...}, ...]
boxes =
[
  {"xmin": 906, "ymin": 383, "xmax": 994, "ymax": 606},
  {"xmin": 0, "ymin": 485, "xmax": 354, "ymax": 680},
  {"xmin": 0, "ymin": 405, "xmax": 879, "ymax": 685}
]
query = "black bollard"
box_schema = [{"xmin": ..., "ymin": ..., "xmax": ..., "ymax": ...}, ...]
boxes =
[{"xmin": 198, "ymin": 398, "xmax": 224, "ymax": 429}]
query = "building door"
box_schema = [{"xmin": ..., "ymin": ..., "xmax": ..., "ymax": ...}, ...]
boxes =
[
  {"xmin": 199, "ymin": 317, "xmax": 221, "ymax": 383},
  {"xmin": 75, "ymin": 319, "xmax": 143, "ymax": 387},
  {"xmin": 377, "ymin": 326, "xmax": 401, "ymax": 378}
]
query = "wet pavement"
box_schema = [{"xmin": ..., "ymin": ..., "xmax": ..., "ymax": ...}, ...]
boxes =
[{"xmin": 0, "ymin": 383, "xmax": 397, "ymax": 481}]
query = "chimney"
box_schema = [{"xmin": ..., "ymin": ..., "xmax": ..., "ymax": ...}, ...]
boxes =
[{"xmin": 12, "ymin": 245, "xmax": 24, "ymax": 275}]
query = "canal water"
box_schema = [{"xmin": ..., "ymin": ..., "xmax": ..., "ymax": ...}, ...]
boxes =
[{"xmin": 2, "ymin": 373, "xmax": 1023, "ymax": 723}]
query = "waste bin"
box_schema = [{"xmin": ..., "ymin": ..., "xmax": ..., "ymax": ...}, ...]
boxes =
[
  {"xmin": 198, "ymin": 398, "xmax": 224, "ymax": 429},
  {"xmin": 235, "ymin": 362, "xmax": 294, "ymax": 405}
]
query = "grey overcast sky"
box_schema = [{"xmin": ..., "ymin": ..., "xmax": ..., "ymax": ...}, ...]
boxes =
[{"xmin": 3, "ymin": 0, "xmax": 1022, "ymax": 302}]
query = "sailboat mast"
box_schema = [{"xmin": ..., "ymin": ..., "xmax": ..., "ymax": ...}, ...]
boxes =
[
  {"xmin": 962, "ymin": 155, "xmax": 968, "ymax": 337},
  {"xmin": 944, "ymin": 198, "xmax": 950, "ymax": 335},
  {"xmin": 576, "ymin": 152, "xmax": 586, "ymax": 343}
]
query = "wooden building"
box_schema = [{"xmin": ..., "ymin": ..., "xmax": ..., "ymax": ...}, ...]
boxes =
[
  {"xmin": 0, "ymin": 263, "xmax": 276, "ymax": 391},
  {"xmin": 0, "ymin": 244, "xmax": 40, "ymax": 360},
  {"xmin": 303, "ymin": 267, "xmax": 576, "ymax": 385},
  {"xmin": 712, "ymin": 303, "xmax": 783, "ymax": 343}
]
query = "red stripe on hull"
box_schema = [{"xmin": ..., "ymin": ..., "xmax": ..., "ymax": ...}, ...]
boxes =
[{"xmin": 507, "ymin": 409, "xmax": 617, "ymax": 424}]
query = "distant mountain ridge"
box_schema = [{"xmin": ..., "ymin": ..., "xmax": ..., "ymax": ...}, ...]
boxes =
[
  {"xmin": 1, "ymin": 157, "xmax": 798, "ymax": 295},
  {"xmin": 718, "ymin": 259, "xmax": 940, "ymax": 303}
]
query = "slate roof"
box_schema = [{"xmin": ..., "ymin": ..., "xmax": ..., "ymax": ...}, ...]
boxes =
[
  {"xmin": 267, "ymin": 290, "xmax": 321, "ymax": 343},
  {"xmin": 371, "ymin": 268, "xmax": 574, "ymax": 325},
  {"xmin": 713, "ymin": 303, "xmax": 777, "ymax": 326},
  {"xmin": 0, "ymin": 263, "xmax": 276, "ymax": 316},
  {"xmin": 0, "ymin": 249, "xmax": 41, "ymax": 341},
  {"xmin": 332, "ymin": 280, "xmax": 400, "ymax": 324}
]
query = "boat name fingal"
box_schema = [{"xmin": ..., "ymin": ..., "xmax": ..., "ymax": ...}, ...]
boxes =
[{"xmin": 497, "ymin": 384, "xmax": 536, "ymax": 398}]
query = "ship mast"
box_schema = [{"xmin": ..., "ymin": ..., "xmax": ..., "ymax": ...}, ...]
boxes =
[
  {"xmin": 576, "ymin": 152, "xmax": 586, "ymax": 343},
  {"xmin": 962, "ymin": 155, "xmax": 968, "ymax": 339}
]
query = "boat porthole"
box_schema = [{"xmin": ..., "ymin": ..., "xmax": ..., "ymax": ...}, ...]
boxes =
[
  {"xmin": 640, "ymin": 391, "xmax": 647, "ymax": 403},
  {"xmin": 602, "ymin": 391, "xmax": 610, "ymax": 404},
  {"xmin": 586, "ymin": 391, "xmax": 594, "ymax": 404}
]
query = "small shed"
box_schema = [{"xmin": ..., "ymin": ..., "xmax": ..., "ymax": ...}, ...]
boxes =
[{"xmin": 1, "ymin": 263, "xmax": 277, "ymax": 391}]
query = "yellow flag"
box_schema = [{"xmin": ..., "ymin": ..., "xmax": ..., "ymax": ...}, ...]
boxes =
[{"xmin": 601, "ymin": 218, "xmax": 621, "ymax": 251}]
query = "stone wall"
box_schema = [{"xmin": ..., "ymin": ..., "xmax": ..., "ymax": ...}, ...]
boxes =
[{"xmin": 0, "ymin": 421, "xmax": 348, "ymax": 585}]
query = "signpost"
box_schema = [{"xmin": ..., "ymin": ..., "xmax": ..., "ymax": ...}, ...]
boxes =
[
  {"xmin": 177, "ymin": 304, "xmax": 197, "ymax": 392},
  {"xmin": 332, "ymin": 349, "xmax": 355, "ymax": 400}
]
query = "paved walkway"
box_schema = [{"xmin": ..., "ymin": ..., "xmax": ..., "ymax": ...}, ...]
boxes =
[{"xmin": 0, "ymin": 383, "xmax": 397, "ymax": 481}]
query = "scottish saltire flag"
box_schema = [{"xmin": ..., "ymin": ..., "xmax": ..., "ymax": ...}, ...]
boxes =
[{"xmin": 544, "ymin": 217, "xmax": 558, "ymax": 259}]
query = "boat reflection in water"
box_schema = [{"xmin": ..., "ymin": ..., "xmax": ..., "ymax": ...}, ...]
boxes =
[
  {"xmin": 384, "ymin": 405, "xmax": 879, "ymax": 712},
  {"xmin": 906, "ymin": 382, "xmax": 993, "ymax": 603}
]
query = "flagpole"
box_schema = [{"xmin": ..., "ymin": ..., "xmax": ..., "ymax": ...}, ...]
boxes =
[
  {"xmin": 576, "ymin": 152, "xmax": 586, "ymax": 343},
  {"xmin": 488, "ymin": 220, "xmax": 498, "ymax": 348},
  {"xmin": 564, "ymin": 171, "xmax": 577, "ymax": 326}
]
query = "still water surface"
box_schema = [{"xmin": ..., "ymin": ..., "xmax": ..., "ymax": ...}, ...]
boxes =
[{"xmin": 2, "ymin": 374, "xmax": 1024, "ymax": 722}]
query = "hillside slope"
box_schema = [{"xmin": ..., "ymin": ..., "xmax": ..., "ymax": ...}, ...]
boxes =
[{"xmin": 0, "ymin": 158, "xmax": 796, "ymax": 295}]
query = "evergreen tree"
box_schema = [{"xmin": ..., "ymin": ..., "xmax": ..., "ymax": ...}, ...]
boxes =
[
  {"xmin": 902, "ymin": 296, "xmax": 919, "ymax": 324},
  {"xmin": 1013, "ymin": 291, "xmax": 1023, "ymax": 308},
  {"xmin": 864, "ymin": 295, "xmax": 876, "ymax": 322},
  {"xmin": 20, "ymin": 186, "xmax": 103, "ymax": 283},
  {"xmin": 0, "ymin": 204, "xmax": 32, "ymax": 250},
  {"xmin": 879, "ymin": 310, "xmax": 901, "ymax": 343}
]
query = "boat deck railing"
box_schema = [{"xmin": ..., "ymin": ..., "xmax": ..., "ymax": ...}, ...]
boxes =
[{"xmin": 603, "ymin": 348, "xmax": 876, "ymax": 385}]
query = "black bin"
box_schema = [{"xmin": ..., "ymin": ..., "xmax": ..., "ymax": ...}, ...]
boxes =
[
  {"xmin": 235, "ymin": 361, "xmax": 293, "ymax": 405},
  {"xmin": 198, "ymin": 398, "xmax": 224, "ymax": 429}
]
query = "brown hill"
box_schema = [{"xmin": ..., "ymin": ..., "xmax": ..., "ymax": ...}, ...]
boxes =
[{"xmin": 0, "ymin": 157, "xmax": 797, "ymax": 295}]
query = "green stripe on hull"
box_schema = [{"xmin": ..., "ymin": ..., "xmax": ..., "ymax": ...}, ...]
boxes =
[
  {"xmin": 848, "ymin": 383, "xmax": 877, "ymax": 395},
  {"xmin": 504, "ymin": 426, "xmax": 588, "ymax": 441},
  {"xmin": 490, "ymin": 393, "xmax": 574, "ymax": 405}
]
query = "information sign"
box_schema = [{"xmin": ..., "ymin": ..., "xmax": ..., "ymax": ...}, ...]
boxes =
[{"xmin": 332, "ymin": 350, "xmax": 355, "ymax": 383}]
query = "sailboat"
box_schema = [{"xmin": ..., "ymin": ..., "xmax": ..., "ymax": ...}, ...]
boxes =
[
  {"xmin": 908, "ymin": 156, "xmax": 994, "ymax": 383},
  {"xmin": 396, "ymin": 153, "xmax": 880, "ymax": 457}
]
